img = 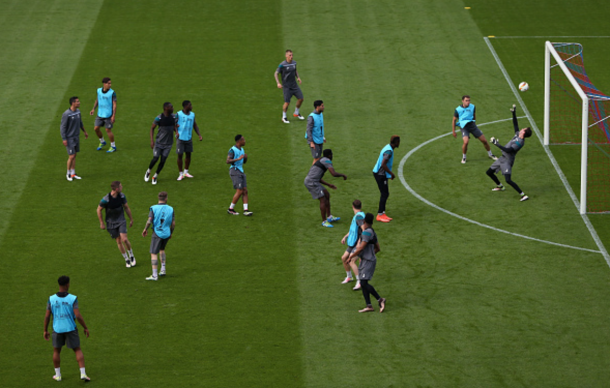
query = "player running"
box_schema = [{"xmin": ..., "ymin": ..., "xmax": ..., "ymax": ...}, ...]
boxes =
[
  {"xmin": 60, "ymin": 97, "xmax": 88, "ymax": 181},
  {"xmin": 142, "ymin": 191, "xmax": 175, "ymax": 281},
  {"xmin": 90, "ymin": 77, "xmax": 117, "ymax": 152},
  {"xmin": 347, "ymin": 213, "xmax": 386, "ymax": 313},
  {"xmin": 452, "ymin": 95, "xmax": 498, "ymax": 164},
  {"xmin": 274, "ymin": 49, "xmax": 304, "ymax": 124},
  {"xmin": 226, "ymin": 135, "xmax": 252, "ymax": 216},
  {"xmin": 306, "ymin": 100, "xmax": 325, "ymax": 164},
  {"xmin": 373, "ymin": 136, "xmax": 400, "ymax": 223},
  {"xmin": 486, "ymin": 105, "xmax": 532, "ymax": 201},
  {"xmin": 144, "ymin": 102, "xmax": 177, "ymax": 185},
  {"xmin": 304, "ymin": 149, "xmax": 347, "ymax": 228},
  {"xmin": 340, "ymin": 200, "xmax": 365, "ymax": 290},
  {"xmin": 43, "ymin": 275, "xmax": 91, "ymax": 382},
  {"xmin": 96, "ymin": 181, "xmax": 136, "ymax": 268},
  {"xmin": 176, "ymin": 100, "xmax": 202, "ymax": 181}
]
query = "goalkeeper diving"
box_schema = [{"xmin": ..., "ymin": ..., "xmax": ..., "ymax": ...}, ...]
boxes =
[{"xmin": 485, "ymin": 105, "xmax": 532, "ymax": 202}]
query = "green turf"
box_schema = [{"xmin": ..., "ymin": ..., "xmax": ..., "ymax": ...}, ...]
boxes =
[{"xmin": 1, "ymin": 0, "xmax": 610, "ymax": 387}]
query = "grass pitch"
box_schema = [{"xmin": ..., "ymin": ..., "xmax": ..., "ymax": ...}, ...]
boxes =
[{"xmin": 1, "ymin": 0, "xmax": 609, "ymax": 387}]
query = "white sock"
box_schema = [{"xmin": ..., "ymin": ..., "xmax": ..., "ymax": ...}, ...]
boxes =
[
  {"xmin": 80, "ymin": 367, "xmax": 86, "ymax": 376},
  {"xmin": 99, "ymin": 137, "xmax": 104, "ymax": 142},
  {"xmin": 243, "ymin": 203, "xmax": 248, "ymax": 210},
  {"xmin": 111, "ymin": 142, "xmax": 116, "ymax": 147},
  {"xmin": 179, "ymin": 171, "xmax": 183, "ymax": 176},
  {"xmin": 295, "ymin": 107, "xmax": 300, "ymax": 114},
  {"xmin": 184, "ymin": 169, "xmax": 188, "ymax": 174},
  {"xmin": 122, "ymin": 252, "xmax": 129, "ymax": 260},
  {"xmin": 161, "ymin": 264, "xmax": 166, "ymax": 271},
  {"xmin": 128, "ymin": 249, "xmax": 134, "ymax": 258},
  {"xmin": 463, "ymin": 154, "xmax": 467, "ymax": 159},
  {"xmin": 67, "ymin": 170, "xmax": 71, "ymax": 175},
  {"xmin": 70, "ymin": 169, "xmax": 75, "ymax": 176},
  {"xmin": 488, "ymin": 150, "xmax": 493, "ymax": 156},
  {"xmin": 230, "ymin": 203, "xmax": 235, "ymax": 209},
  {"xmin": 55, "ymin": 368, "xmax": 61, "ymax": 377},
  {"xmin": 146, "ymin": 168, "xmax": 150, "ymax": 174},
  {"xmin": 153, "ymin": 173, "xmax": 158, "ymax": 178},
  {"xmin": 282, "ymin": 111, "xmax": 287, "ymax": 118},
  {"xmin": 153, "ymin": 268, "xmax": 158, "ymax": 277},
  {"xmin": 346, "ymin": 271, "xmax": 352, "ymax": 278}
]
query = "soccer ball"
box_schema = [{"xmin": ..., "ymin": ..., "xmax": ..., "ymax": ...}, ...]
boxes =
[{"xmin": 518, "ymin": 82, "xmax": 529, "ymax": 92}]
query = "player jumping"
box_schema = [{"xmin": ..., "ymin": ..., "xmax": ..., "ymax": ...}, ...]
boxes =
[
  {"xmin": 452, "ymin": 95, "xmax": 497, "ymax": 164},
  {"xmin": 486, "ymin": 105, "xmax": 532, "ymax": 201}
]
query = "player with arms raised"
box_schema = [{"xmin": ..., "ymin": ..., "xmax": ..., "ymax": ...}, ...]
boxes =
[{"xmin": 486, "ymin": 105, "xmax": 532, "ymax": 201}]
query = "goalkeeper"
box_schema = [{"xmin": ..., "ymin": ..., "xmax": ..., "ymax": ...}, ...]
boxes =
[{"xmin": 485, "ymin": 105, "xmax": 532, "ymax": 202}]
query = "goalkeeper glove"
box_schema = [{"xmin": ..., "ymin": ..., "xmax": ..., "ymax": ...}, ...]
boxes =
[{"xmin": 491, "ymin": 137, "xmax": 499, "ymax": 145}]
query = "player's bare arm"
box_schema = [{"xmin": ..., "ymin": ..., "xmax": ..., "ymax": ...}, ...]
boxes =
[
  {"xmin": 296, "ymin": 69, "xmax": 302, "ymax": 84},
  {"xmin": 341, "ymin": 233, "xmax": 349, "ymax": 245},
  {"xmin": 320, "ymin": 178, "xmax": 336, "ymax": 190},
  {"xmin": 348, "ymin": 239, "xmax": 366, "ymax": 261},
  {"xmin": 90, "ymin": 98, "xmax": 98, "ymax": 116},
  {"xmin": 374, "ymin": 242, "xmax": 380, "ymax": 254},
  {"xmin": 43, "ymin": 309, "xmax": 51, "ymax": 340},
  {"xmin": 81, "ymin": 123, "xmax": 88, "ymax": 139},
  {"xmin": 111, "ymin": 100, "xmax": 117, "ymax": 123},
  {"xmin": 123, "ymin": 203, "xmax": 134, "ymax": 227},
  {"xmin": 74, "ymin": 308, "xmax": 89, "ymax": 337},
  {"xmin": 328, "ymin": 166, "xmax": 347, "ymax": 180},
  {"xmin": 226, "ymin": 154, "xmax": 245, "ymax": 164},
  {"xmin": 96, "ymin": 205, "xmax": 106, "ymax": 229},
  {"xmin": 142, "ymin": 217, "xmax": 152, "ymax": 236},
  {"xmin": 194, "ymin": 120, "xmax": 203, "ymax": 141},
  {"xmin": 274, "ymin": 70, "xmax": 282, "ymax": 88},
  {"xmin": 150, "ymin": 123, "xmax": 157, "ymax": 149}
]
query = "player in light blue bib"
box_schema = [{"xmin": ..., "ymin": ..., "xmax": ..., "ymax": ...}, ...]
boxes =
[
  {"xmin": 176, "ymin": 100, "xmax": 202, "ymax": 181},
  {"xmin": 90, "ymin": 77, "xmax": 118, "ymax": 152},
  {"xmin": 340, "ymin": 199, "xmax": 366, "ymax": 289},
  {"xmin": 143, "ymin": 191, "xmax": 175, "ymax": 281}
]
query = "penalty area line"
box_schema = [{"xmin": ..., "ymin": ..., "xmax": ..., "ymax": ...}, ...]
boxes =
[
  {"xmin": 483, "ymin": 37, "xmax": 610, "ymax": 266},
  {"xmin": 397, "ymin": 126, "xmax": 602, "ymax": 255}
]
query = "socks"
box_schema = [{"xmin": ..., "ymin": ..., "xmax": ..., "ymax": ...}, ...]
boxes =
[
  {"xmin": 243, "ymin": 203, "xmax": 248, "ymax": 210},
  {"xmin": 488, "ymin": 150, "xmax": 493, "ymax": 156},
  {"xmin": 153, "ymin": 173, "xmax": 158, "ymax": 178},
  {"xmin": 184, "ymin": 169, "xmax": 188, "ymax": 174},
  {"xmin": 153, "ymin": 268, "xmax": 158, "ymax": 277},
  {"xmin": 229, "ymin": 203, "xmax": 235, "ymax": 210},
  {"xmin": 111, "ymin": 142, "xmax": 116, "ymax": 148},
  {"xmin": 463, "ymin": 153, "xmax": 467, "ymax": 159},
  {"xmin": 80, "ymin": 367, "xmax": 86, "ymax": 376},
  {"xmin": 161, "ymin": 264, "xmax": 166, "ymax": 272},
  {"xmin": 99, "ymin": 137, "xmax": 104, "ymax": 142},
  {"xmin": 179, "ymin": 171, "xmax": 183, "ymax": 176},
  {"xmin": 346, "ymin": 271, "xmax": 352, "ymax": 278},
  {"xmin": 55, "ymin": 368, "xmax": 61, "ymax": 377},
  {"xmin": 295, "ymin": 107, "xmax": 300, "ymax": 114},
  {"xmin": 122, "ymin": 252, "xmax": 129, "ymax": 261},
  {"xmin": 282, "ymin": 111, "xmax": 287, "ymax": 118},
  {"xmin": 128, "ymin": 249, "xmax": 134, "ymax": 258}
]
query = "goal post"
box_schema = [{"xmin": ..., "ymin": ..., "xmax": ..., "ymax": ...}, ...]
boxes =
[{"xmin": 544, "ymin": 41, "xmax": 610, "ymax": 214}]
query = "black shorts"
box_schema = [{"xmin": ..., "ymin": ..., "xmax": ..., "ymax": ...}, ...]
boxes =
[{"xmin": 52, "ymin": 330, "xmax": 80, "ymax": 349}]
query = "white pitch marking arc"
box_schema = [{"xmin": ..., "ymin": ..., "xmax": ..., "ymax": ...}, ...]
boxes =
[{"xmin": 397, "ymin": 118, "xmax": 602, "ymax": 255}]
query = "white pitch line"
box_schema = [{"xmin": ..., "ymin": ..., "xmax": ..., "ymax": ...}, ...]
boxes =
[
  {"xmin": 483, "ymin": 37, "xmax": 610, "ymax": 265},
  {"xmin": 397, "ymin": 128, "xmax": 601, "ymax": 255},
  {"xmin": 490, "ymin": 36, "xmax": 610, "ymax": 39}
]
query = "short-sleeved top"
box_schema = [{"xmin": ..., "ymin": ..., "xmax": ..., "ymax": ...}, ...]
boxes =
[
  {"xmin": 96, "ymin": 88, "xmax": 117, "ymax": 118},
  {"xmin": 359, "ymin": 227, "xmax": 378, "ymax": 262},
  {"xmin": 454, "ymin": 104, "xmax": 476, "ymax": 128},
  {"xmin": 347, "ymin": 211, "xmax": 366, "ymax": 247},
  {"xmin": 60, "ymin": 108, "xmax": 83, "ymax": 140},
  {"xmin": 176, "ymin": 111, "xmax": 195, "ymax": 141},
  {"xmin": 228, "ymin": 146, "xmax": 245, "ymax": 173},
  {"xmin": 47, "ymin": 292, "xmax": 79, "ymax": 333},
  {"xmin": 277, "ymin": 60, "xmax": 298, "ymax": 89},
  {"xmin": 149, "ymin": 204, "xmax": 174, "ymax": 239},
  {"xmin": 99, "ymin": 192, "xmax": 127, "ymax": 226},
  {"xmin": 153, "ymin": 113, "xmax": 177, "ymax": 146},
  {"xmin": 305, "ymin": 157, "xmax": 333, "ymax": 182}
]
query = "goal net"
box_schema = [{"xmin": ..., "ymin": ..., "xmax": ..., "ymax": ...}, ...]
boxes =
[{"xmin": 544, "ymin": 41, "xmax": 610, "ymax": 214}]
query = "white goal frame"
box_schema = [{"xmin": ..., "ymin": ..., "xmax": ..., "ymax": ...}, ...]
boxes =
[{"xmin": 543, "ymin": 41, "xmax": 589, "ymax": 214}]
